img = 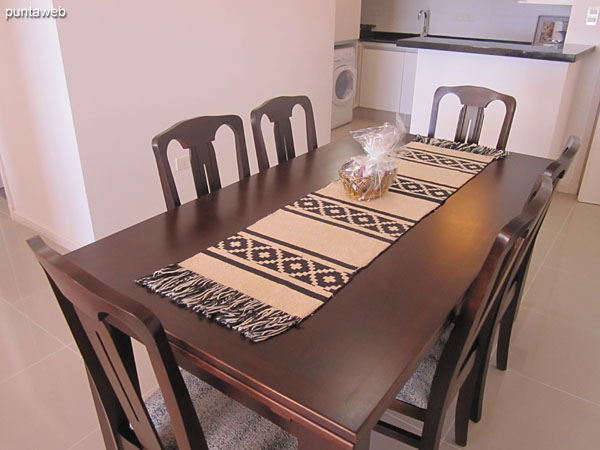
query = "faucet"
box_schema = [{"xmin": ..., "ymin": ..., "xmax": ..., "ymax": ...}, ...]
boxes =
[{"xmin": 418, "ymin": 9, "xmax": 430, "ymax": 37}]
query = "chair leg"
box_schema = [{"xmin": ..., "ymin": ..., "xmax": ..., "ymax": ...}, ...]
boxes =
[
  {"xmin": 496, "ymin": 253, "xmax": 531, "ymax": 370},
  {"xmin": 420, "ymin": 400, "xmax": 450, "ymax": 450},
  {"xmin": 469, "ymin": 313, "xmax": 498, "ymax": 423},
  {"xmin": 470, "ymin": 359, "xmax": 485, "ymax": 422},
  {"xmin": 496, "ymin": 296, "xmax": 519, "ymax": 370},
  {"xmin": 455, "ymin": 370, "xmax": 477, "ymax": 446}
]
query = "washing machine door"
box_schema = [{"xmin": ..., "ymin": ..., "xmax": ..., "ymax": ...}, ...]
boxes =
[{"xmin": 333, "ymin": 65, "xmax": 357, "ymax": 106}]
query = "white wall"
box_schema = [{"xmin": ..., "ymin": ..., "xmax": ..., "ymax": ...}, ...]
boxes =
[
  {"xmin": 361, "ymin": 0, "xmax": 571, "ymax": 42},
  {"xmin": 409, "ymin": 50, "xmax": 577, "ymax": 160},
  {"xmin": 55, "ymin": 0, "xmax": 336, "ymax": 240},
  {"xmin": 335, "ymin": 0, "xmax": 362, "ymax": 42},
  {"xmin": 566, "ymin": 0, "xmax": 600, "ymax": 201},
  {"xmin": 0, "ymin": 0, "xmax": 95, "ymax": 248},
  {"xmin": 579, "ymin": 110, "xmax": 600, "ymax": 203}
]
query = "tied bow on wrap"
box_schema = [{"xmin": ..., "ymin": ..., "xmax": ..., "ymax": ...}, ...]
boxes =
[{"xmin": 339, "ymin": 121, "xmax": 406, "ymax": 201}]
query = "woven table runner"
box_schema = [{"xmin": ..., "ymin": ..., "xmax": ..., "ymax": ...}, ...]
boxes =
[{"xmin": 137, "ymin": 141, "xmax": 502, "ymax": 342}]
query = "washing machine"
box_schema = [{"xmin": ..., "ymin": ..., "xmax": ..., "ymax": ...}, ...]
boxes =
[{"xmin": 332, "ymin": 46, "xmax": 357, "ymax": 129}]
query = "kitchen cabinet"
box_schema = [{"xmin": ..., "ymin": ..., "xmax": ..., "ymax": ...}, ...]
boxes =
[
  {"xmin": 358, "ymin": 44, "xmax": 417, "ymax": 114},
  {"xmin": 409, "ymin": 48, "xmax": 583, "ymax": 194},
  {"xmin": 400, "ymin": 52, "xmax": 417, "ymax": 114},
  {"xmin": 517, "ymin": 1, "xmax": 572, "ymax": 5}
]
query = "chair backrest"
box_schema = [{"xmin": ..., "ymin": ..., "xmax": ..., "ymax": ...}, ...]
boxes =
[
  {"xmin": 250, "ymin": 95, "xmax": 318, "ymax": 171},
  {"xmin": 27, "ymin": 236, "xmax": 208, "ymax": 450},
  {"xmin": 428, "ymin": 85, "xmax": 517, "ymax": 150},
  {"xmin": 509, "ymin": 135, "xmax": 581, "ymax": 289},
  {"xmin": 152, "ymin": 115, "xmax": 251, "ymax": 211},
  {"xmin": 502, "ymin": 136, "xmax": 581, "ymax": 316},
  {"xmin": 487, "ymin": 135, "xmax": 580, "ymax": 364},
  {"xmin": 424, "ymin": 175, "xmax": 553, "ymax": 431},
  {"xmin": 544, "ymin": 135, "xmax": 581, "ymax": 187}
]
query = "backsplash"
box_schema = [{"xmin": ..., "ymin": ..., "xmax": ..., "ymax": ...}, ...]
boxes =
[{"xmin": 361, "ymin": 0, "xmax": 571, "ymax": 43}]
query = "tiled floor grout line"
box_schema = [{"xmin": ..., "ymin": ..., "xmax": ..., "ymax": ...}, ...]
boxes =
[
  {"xmin": 441, "ymin": 417, "xmax": 456, "ymax": 446},
  {"xmin": 0, "ymin": 217, "xmax": 27, "ymax": 301},
  {"xmin": 533, "ymin": 263, "xmax": 600, "ymax": 279},
  {"xmin": 519, "ymin": 304, "xmax": 600, "ymax": 334},
  {"xmin": 0, "ymin": 344, "xmax": 68, "ymax": 386},
  {"xmin": 66, "ymin": 342, "xmax": 83, "ymax": 356},
  {"xmin": 1, "ymin": 292, "xmax": 72, "ymax": 346},
  {"xmin": 66, "ymin": 426, "xmax": 100, "ymax": 450},
  {"xmin": 507, "ymin": 367, "xmax": 600, "ymax": 408},
  {"xmin": 522, "ymin": 196, "xmax": 577, "ymax": 299},
  {"xmin": 10, "ymin": 296, "xmax": 75, "ymax": 346},
  {"xmin": 0, "ymin": 295, "xmax": 76, "ymax": 383},
  {"xmin": 441, "ymin": 441, "xmax": 462, "ymax": 450}
]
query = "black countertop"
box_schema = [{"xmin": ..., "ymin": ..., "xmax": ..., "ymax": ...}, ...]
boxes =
[
  {"xmin": 394, "ymin": 36, "xmax": 594, "ymax": 63},
  {"xmin": 359, "ymin": 27, "xmax": 531, "ymax": 46},
  {"xmin": 358, "ymin": 27, "xmax": 594, "ymax": 63}
]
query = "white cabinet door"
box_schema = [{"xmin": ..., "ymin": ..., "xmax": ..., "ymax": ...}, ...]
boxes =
[
  {"xmin": 517, "ymin": 1, "xmax": 572, "ymax": 5},
  {"xmin": 359, "ymin": 48, "xmax": 405, "ymax": 113},
  {"xmin": 400, "ymin": 52, "xmax": 417, "ymax": 115}
]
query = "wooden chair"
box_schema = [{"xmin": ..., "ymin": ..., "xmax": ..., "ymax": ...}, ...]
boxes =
[
  {"xmin": 375, "ymin": 175, "xmax": 553, "ymax": 450},
  {"xmin": 428, "ymin": 85, "xmax": 517, "ymax": 150},
  {"xmin": 152, "ymin": 115, "xmax": 251, "ymax": 210},
  {"xmin": 250, "ymin": 95, "xmax": 318, "ymax": 171},
  {"xmin": 498, "ymin": 135, "xmax": 580, "ymax": 366},
  {"xmin": 470, "ymin": 135, "xmax": 581, "ymax": 422},
  {"xmin": 27, "ymin": 236, "xmax": 296, "ymax": 450},
  {"xmin": 544, "ymin": 135, "xmax": 581, "ymax": 187}
]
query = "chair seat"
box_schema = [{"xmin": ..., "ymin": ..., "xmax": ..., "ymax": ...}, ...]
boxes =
[
  {"xmin": 396, "ymin": 323, "xmax": 454, "ymax": 409},
  {"xmin": 146, "ymin": 371, "xmax": 297, "ymax": 450}
]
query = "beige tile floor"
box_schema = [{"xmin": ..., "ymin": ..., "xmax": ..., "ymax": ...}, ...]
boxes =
[{"xmin": 1, "ymin": 125, "xmax": 600, "ymax": 448}]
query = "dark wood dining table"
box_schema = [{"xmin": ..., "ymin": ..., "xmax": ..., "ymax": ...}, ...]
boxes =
[{"xmin": 66, "ymin": 136, "xmax": 551, "ymax": 449}]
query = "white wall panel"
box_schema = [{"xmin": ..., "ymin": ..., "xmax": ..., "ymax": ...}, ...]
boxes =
[
  {"xmin": 0, "ymin": 0, "xmax": 94, "ymax": 248},
  {"xmin": 410, "ymin": 50, "xmax": 574, "ymax": 160},
  {"xmin": 55, "ymin": 0, "xmax": 336, "ymax": 239},
  {"xmin": 335, "ymin": 0, "xmax": 362, "ymax": 42}
]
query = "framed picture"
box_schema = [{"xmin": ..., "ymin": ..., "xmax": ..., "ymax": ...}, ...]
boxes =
[{"xmin": 533, "ymin": 15, "xmax": 569, "ymax": 46}]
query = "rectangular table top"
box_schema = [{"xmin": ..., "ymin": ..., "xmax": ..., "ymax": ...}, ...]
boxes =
[{"xmin": 66, "ymin": 136, "xmax": 551, "ymax": 446}]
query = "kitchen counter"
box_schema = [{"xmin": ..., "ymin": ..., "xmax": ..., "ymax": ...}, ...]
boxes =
[
  {"xmin": 396, "ymin": 36, "xmax": 595, "ymax": 63},
  {"xmin": 361, "ymin": 31, "xmax": 529, "ymax": 45},
  {"xmin": 360, "ymin": 31, "xmax": 421, "ymax": 43},
  {"xmin": 406, "ymin": 40, "xmax": 587, "ymax": 175}
]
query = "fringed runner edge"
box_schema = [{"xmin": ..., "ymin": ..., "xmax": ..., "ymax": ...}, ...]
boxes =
[
  {"xmin": 136, "ymin": 264, "xmax": 302, "ymax": 343},
  {"xmin": 413, "ymin": 135, "xmax": 508, "ymax": 160}
]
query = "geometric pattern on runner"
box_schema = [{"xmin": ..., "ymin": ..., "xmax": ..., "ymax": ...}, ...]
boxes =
[
  {"xmin": 288, "ymin": 193, "xmax": 412, "ymax": 239},
  {"xmin": 389, "ymin": 175, "xmax": 457, "ymax": 204},
  {"xmin": 399, "ymin": 149, "xmax": 486, "ymax": 175},
  {"xmin": 211, "ymin": 233, "xmax": 353, "ymax": 294}
]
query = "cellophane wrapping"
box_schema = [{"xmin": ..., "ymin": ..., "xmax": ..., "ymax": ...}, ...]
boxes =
[{"xmin": 339, "ymin": 121, "xmax": 406, "ymax": 201}]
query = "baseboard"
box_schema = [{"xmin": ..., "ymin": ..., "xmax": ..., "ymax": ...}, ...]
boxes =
[{"xmin": 12, "ymin": 211, "xmax": 85, "ymax": 252}]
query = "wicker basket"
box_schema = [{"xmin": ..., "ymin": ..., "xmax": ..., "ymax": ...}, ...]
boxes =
[{"xmin": 339, "ymin": 166, "xmax": 397, "ymax": 201}]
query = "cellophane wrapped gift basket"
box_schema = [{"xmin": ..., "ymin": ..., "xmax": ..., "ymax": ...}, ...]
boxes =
[{"xmin": 339, "ymin": 120, "xmax": 407, "ymax": 201}]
